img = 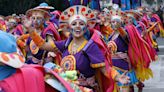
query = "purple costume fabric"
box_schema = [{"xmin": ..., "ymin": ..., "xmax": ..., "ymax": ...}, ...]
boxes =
[
  {"xmin": 136, "ymin": 25, "xmax": 143, "ymax": 35},
  {"xmin": 6, "ymin": 29, "xmax": 22, "ymax": 36},
  {"xmin": 26, "ymin": 28, "xmax": 56, "ymax": 64},
  {"xmin": 110, "ymin": 35, "xmax": 129, "ymax": 70},
  {"xmin": 26, "ymin": 34, "xmax": 47, "ymax": 64},
  {"xmin": 54, "ymin": 37, "xmax": 105, "ymax": 78},
  {"xmin": 109, "ymin": 31, "xmax": 139, "ymax": 86},
  {"xmin": 151, "ymin": 17, "xmax": 158, "ymax": 22},
  {"xmin": 112, "ymin": 0, "xmax": 121, "ymax": 5}
]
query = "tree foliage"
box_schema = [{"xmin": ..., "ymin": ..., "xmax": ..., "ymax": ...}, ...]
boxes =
[{"xmin": 0, "ymin": 0, "xmax": 68, "ymax": 16}]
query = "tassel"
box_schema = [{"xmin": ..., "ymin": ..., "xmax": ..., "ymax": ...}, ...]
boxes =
[
  {"xmin": 111, "ymin": 67, "xmax": 119, "ymax": 80},
  {"xmin": 117, "ymin": 27, "xmax": 127, "ymax": 36},
  {"xmin": 158, "ymin": 22, "xmax": 164, "ymax": 37},
  {"xmin": 19, "ymin": 34, "xmax": 30, "ymax": 40},
  {"xmin": 17, "ymin": 40, "xmax": 26, "ymax": 48},
  {"xmin": 126, "ymin": 24, "xmax": 155, "ymax": 81},
  {"xmin": 136, "ymin": 64, "xmax": 153, "ymax": 81},
  {"xmin": 147, "ymin": 22, "xmax": 158, "ymax": 32}
]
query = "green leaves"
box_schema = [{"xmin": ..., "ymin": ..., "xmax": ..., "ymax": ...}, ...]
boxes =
[{"xmin": 0, "ymin": 0, "xmax": 68, "ymax": 16}]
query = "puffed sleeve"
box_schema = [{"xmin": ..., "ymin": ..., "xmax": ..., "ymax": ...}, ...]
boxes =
[
  {"xmin": 54, "ymin": 40, "xmax": 66, "ymax": 53},
  {"xmin": 85, "ymin": 42, "xmax": 105, "ymax": 68}
]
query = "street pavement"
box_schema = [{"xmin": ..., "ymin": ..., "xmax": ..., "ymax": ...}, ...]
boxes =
[{"xmin": 135, "ymin": 37, "xmax": 164, "ymax": 92}]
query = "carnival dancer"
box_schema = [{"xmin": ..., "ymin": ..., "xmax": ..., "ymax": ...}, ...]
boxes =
[
  {"xmin": 27, "ymin": 2, "xmax": 60, "ymax": 40},
  {"xmin": 5, "ymin": 15, "xmax": 24, "ymax": 38},
  {"xmin": 126, "ymin": 10, "xmax": 157, "ymax": 60},
  {"xmin": 140, "ymin": 8, "xmax": 163, "ymax": 52},
  {"xmin": 135, "ymin": 9, "xmax": 159, "ymax": 60},
  {"xmin": 124, "ymin": 10, "xmax": 158, "ymax": 92},
  {"xmin": 107, "ymin": 5, "xmax": 155, "ymax": 92},
  {"xmin": 0, "ymin": 15, "xmax": 6, "ymax": 31},
  {"xmin": 150, "ymin": 11, "xmax": 164, "ymax": 38},
  {"xmin": 50, "ymin": 10, "xmax": 61, "ymax": 27},
  {"xmin": 33, "ymin": 3, "xmax": 63, "ymax": 65},
  {"xmin": 50, "ymin": 10, "xmax": 71, "ymax": 40},
  {"xmin": 98, "ymin": 8, "xmax": 114, "ymax": 43},
  {"xmin": 25, "ymin": 5, "xmax": 130, "ymax": 92},
  {"xmin": 34, "ymin": 2, "xmax": 59, "ymax": 29},
  {"xmin": 35, "ymin": 3, "xmax": 68, "ymax": 40},
  {"xmin": 92, "ymin": 9, "xmax": 101, "ymax": 31},
  {"xmin": 125, "ymin": 10, "xmax": 146, "ymax": 36},
  {"xmin": 17, "ymin": 7, "xmax": 61, "ymax": 65}
]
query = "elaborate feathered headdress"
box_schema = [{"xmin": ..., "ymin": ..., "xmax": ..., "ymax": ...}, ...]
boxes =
[
  {"xmin": 109, "ymin": 4, "xmax": 128, "ymax": 23},
  {"xmin": 59, "ymin": 5, "xmax": 97, "ymax": 30}
]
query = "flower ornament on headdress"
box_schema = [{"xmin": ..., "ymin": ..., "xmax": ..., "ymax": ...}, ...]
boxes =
[
  {"xmin": 101, "ymin": 8, "xmax": 110, "ymax": 18},
  {"xmin": 109, "ymin": 4, "xmax": 128, "ymax": 23},
  {"xmin": 59, "ymin": 5, "xmax": 96, "ymax": 30}
]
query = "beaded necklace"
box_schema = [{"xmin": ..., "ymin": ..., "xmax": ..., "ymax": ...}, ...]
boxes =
[{"xmin": 68, "ymin": 39, "xmax": 88, "ymax": 55}]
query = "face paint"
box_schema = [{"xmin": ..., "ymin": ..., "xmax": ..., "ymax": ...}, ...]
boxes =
[
  {"xmin": 31, "ymin": 12, "xmax": 45, "ymax": 28},
  {"xmin": 70, "ymin": 19, "xmax": 86, "ymax": 38},
  {"xmin": 32, "ymin": 18, "xmax": 44, "ymax": 28},
  {"xmin": 36, "ymin": 19, "xmax": 43, "ymax": 26},
  {"xmin": 111, "ymin": 19, "xmax": 121, "ymax": 30}
]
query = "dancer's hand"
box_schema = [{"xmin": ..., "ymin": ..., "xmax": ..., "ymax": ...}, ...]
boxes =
[
  {"xmin": 116, "ymin": 71, "xmax": 130, "ymax": 84},
  {"xmin": 23, "ymin": 18, "xmax": 34, "ymax": 33}
]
